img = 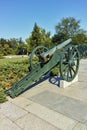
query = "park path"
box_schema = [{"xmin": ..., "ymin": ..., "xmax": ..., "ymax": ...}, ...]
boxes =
[{"xmin": 0, "ymin": 59, "xmax": 87, "ymax": 130}]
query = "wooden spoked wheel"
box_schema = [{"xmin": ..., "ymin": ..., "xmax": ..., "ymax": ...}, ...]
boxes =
[
  {"xmin": 60, "ymin": 45, "xmax": 80, "ymax": 82},
  {"xmin": 30, "ymin": 46, "xmax": 48, "ymax": 70}
]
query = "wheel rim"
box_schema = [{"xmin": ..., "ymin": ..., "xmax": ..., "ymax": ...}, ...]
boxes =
[
  {"xmin": 30, "ymin": 46, "xmax": 48, "ymax": 70},
  {"xmin": 60, "ymin": 45, "xmax": 80, "ymax": 82}
]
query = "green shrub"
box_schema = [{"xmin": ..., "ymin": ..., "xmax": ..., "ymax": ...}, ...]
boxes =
[
  {"xmin": 0, "ymin": 58, "xmax": 29, "ymax": 90},
  {"xmin": 0, "ymin": 89, "xmax": 7, "ymax": 103}
]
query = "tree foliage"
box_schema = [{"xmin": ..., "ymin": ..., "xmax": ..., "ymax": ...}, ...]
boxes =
[
  {"xmin": 56, "ymin": 17, "xmax": 81, "ymax": 37},
  {"xmin": 0, "ymin": 38, "xmax": 27, "ymax": 56},
  {"xmin": 72, "ymin": 33, "xmax": 87, "ymax": 45},
  {"xmin": 26, "ymin": 23, "xmax": 52, "ymax": 53},
  {"xmin": 52, "ymin": 17, "xmax": 87, "ymax": 45}
]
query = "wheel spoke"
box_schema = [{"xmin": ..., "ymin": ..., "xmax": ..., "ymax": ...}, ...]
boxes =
[
  {"xmin": 69, "ymin": 66, "xmax": 73, "ymax": 78},
  {"xmin": 71, "ymin": 66, "xmax": 76, "ymax": 74},
  {"xmin": 62, "ymin": 63, "xmax": 68, "ymax": 72},
  {"xmin": 67, "ymin": 68, "xmax": 70, "ymax": 80},
  {"xmin": 70, "ymin": 47, "xmax": 74, "ymax": 59}
]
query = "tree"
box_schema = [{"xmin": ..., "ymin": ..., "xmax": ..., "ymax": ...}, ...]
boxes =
[
  {"xmin": 40, "ymin": 28, "xmax": 52, "ymax": 48},
  {"xmin": 72, "ymin": 33, "xmax": 87, "ymax": 45},
  {"xmin": 56, "ymin": 17, "xmax": 81, "ymax": 37},
  {"xmin": 26, "ymin": 23, "xmax": 42, "ymax": 53},
  {"xmin": 0, "ymin": 38, "xmax": 9, "ymax": 55},
  {"xmin": 0, "ymin": 38, "xmax": 7, "ymax": 47},
  {"xmin": 0, "ymin": 43, "xmax": 4, "ymax": 57},
  {"xmin": 26, "ymin": 23, "xmax": 52, "ymax": 53},
  {"xmin": 16, "ymin": 38, "xmax": 27, "ymax": 55},
  {"xmin": 8, "ymin": 38, "xmax": 18, "ymax": 48},
  {"xmin": 0, "ymin": 37, "xmax": 27, "ymax": 56},
  {"xmin": 52, "ymin": 17, "xmax": 87, "ymax": 44}
]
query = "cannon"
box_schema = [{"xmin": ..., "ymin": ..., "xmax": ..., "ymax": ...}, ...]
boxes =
[{"xmin": 6, "ymin": 38, "xmax": 80, "ymax": 98}]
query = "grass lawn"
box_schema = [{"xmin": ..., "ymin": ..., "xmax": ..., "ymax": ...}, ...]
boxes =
[{"xmin": 0, "ymin": 57, "xmax": 29, "ymax": 66}]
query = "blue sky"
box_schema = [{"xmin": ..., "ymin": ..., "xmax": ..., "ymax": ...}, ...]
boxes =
[{"xmin": 0, "ymin": 0, "xmax": 87, "ymax": 41}]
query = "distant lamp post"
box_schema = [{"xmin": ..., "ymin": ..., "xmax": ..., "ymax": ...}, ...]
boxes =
[
  {"xmin": 22, "ymin": 49, "xmax": 25, "ymax": 57},
  {"xmin": 23, "ymin": 49, "xmax": 25, "ymax": 54}
]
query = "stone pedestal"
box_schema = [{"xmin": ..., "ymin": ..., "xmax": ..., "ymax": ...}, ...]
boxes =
[{"xmin": 60, "ymin": 74, "xmax": 78, "ymax": 88}]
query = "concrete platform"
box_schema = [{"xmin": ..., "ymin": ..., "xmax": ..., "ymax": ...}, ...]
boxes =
[{"xmin": 0, "ymin": 59, "xmax": 87, "ymax": 130}]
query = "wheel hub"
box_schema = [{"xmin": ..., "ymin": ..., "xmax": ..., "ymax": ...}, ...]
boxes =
[{"xmin": 69, "ymin": 59, "xmax": 75, "ymax": 66}]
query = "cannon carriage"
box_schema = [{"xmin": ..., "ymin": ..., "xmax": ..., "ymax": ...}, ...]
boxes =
[{"xmin": 6, "ymin": 38, "xmax": 80, "ymax": 98}]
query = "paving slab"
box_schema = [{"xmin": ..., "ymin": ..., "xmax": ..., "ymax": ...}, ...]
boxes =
[
  {"xmin": 73, "ymin": 122, "xmax": 87, "ymax": 130},
  {"xmin": 0, "ymin": 111, "xmax": 5, "ymax": 120},
  {"xmin": 21, "ymin": 82, "xmax": 49, "ymax": 98},
  {"xmin": 67, "ymin": 82, "xmax": 87, "ymax": 102},
  {"xmin": 11, "ymin": 96, "xmax": 33, "ymax": 108},
  {"xmin": 16, "ymin": 113, "xmax": 59, "ymax": 130},
  {"xmin": 0, "ymin": 102, "xmax": 28, "ymax": 121},
  {"xmin": 0, "ymin": 118, "xmax": 22, "ymax": 130},
  {"xmin": 78, "ymin": 60, "xmax": 87, "ymax": 74},
  {"xmin": 86, "ymin": 121, "xmax": 87, "ymax": 126},
  {"xmin": 25, "ymin": 103, "xmax": 77, "ymax": 130},
  {"xmin": 30, "ymin": 91, "xmax": 87, "ymax": 123},
  {"xmin": 52, "ymin": 81, "xmax": 87, "ymax": 102},
  {"xmin": 45, "ymin": 78, "xmax": 87, "ymax": 102},
  {"xmin": 78, "ymin": 73, "xmax": 87, "ymax": 82}
]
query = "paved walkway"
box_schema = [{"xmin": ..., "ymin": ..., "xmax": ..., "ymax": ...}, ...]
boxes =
[{"xmin": 0, "ymin": 59, "xmax": 87, "ymax": 130}]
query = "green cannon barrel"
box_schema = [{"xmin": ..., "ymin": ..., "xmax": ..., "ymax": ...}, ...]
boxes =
[{"xmin": 40, "ymin": 38, "xmax": 72, "ymax": 59}]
